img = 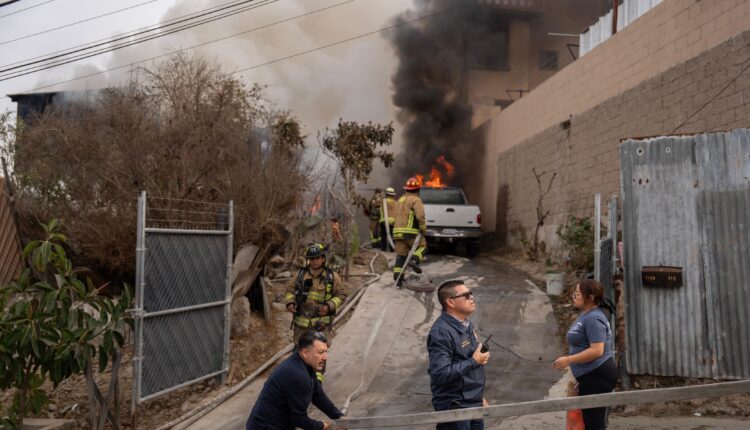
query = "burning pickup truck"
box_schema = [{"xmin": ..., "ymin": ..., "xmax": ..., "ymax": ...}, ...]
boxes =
[{"xmin": 420, "ymin": 186, "xmax": 482, "ymax": 256}]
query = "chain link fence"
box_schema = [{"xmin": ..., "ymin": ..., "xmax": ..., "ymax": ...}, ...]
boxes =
[{"xmin": 132, "ymin": 192, "xmax": 233, "ymax": 408}]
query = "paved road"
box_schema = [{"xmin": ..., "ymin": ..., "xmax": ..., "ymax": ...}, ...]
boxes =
[
  {"xmin": 185, "ymin": 253, "xmax": 750, "ymax": 429},
  {"xmin": 187, "ymin": 254, "xmax": 563, "ymax": 429}
]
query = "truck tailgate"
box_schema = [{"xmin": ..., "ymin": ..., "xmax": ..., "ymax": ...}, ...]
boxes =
[{"xmin": 425, "ymin": 204, "xmax": 480, "ymax": 229}]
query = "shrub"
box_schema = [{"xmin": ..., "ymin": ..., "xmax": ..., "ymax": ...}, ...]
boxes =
[
  {"xmin": 556, "ymin": 215, "xmax": 595, "ymax": 272},
  {"xmin": 0, "ymin": 220, "xmax": 132, "ymax": 429}
]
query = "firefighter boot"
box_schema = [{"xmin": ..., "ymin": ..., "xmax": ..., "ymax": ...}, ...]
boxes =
[{"xmin": 408, "ymin": 258, "xmax": 422, "ymax": 274}]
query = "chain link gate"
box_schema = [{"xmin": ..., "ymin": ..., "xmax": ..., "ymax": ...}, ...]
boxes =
[{"xmin": 132, "ymin": 191, "xmax": 233, "ymax": 411}]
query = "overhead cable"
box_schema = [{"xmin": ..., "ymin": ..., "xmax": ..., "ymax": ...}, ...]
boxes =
[{"xmin": 0, "ymin": 0, "xmax": 278, "ymax": 81}]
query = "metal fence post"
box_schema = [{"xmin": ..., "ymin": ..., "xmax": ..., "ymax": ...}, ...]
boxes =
[
  {"xmin": 222, "ymin": 201, "xmax": 234, "ymax": 385},
  {"xmin": 132, "ymin": 191, "xmax": 147, "ymax": 415},
  {"xmin": 594, "ymin": 193, "xmax": 601, "ymax": 281}
]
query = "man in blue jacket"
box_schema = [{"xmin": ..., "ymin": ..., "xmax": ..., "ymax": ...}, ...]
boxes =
[
  {"xmin": 427, "ymin": 280, "xmax": 491, "ymax": 430},
  {"xmin": 246, "ymin": 331, "xmax": 343, "ymax": 430}
]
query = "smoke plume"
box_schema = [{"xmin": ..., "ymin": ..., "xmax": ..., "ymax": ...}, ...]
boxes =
[{"xmin": 388, "ymin": 0, "xmax": 490, "ymax": 188}]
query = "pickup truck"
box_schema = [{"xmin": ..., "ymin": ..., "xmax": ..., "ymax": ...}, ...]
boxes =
[{"xmin": 419, "ymin": 186, "xmax": 482, "ymax": 256}]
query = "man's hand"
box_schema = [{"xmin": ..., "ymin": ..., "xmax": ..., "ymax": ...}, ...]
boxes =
[
  {"xmin": 286, "ymin": 303, "xmax": 297, "ymax": 314},
  {"xmin": 472, "ymin": 344, "xmax": 490, "ymax": 366},
  {"xmin": 317, "ymin": 304, "xmax": 330, "ymax": 316},
  {"xmin": 322, "ymin": 422, "xmax": 330, "ymax": 430},
  {"xmin": 483, "ymin": 398, "xmax": 489, "ymax": 407}
]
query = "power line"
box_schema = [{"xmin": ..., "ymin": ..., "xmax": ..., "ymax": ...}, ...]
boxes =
[
  {"xmin": 0, "ymin": 0, "xmax": 54, "ymax": 19},
  {"xmin": 0, "ymin": 0, "xmax": 279, "ymax": 81},
  {"xmin": 226, "ymin": 3, "xmax": 469, "ymax": 77},
  {"xmin": 0, "ymin": 0, "xmax": 360, "ymax": 98},
  {"xmin": 0, "ymin": 0, "xmax": 267, "ymax": 70},
  {"xmin": 0, "ymin": 0, "xmax": 159, "ymax": 45}
]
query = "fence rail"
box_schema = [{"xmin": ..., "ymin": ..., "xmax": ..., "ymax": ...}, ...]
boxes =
[{"xmin": 336, "ymin": 379, "xmax": 750, "ymax": 428}]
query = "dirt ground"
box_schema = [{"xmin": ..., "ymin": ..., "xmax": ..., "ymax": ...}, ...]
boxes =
[
  {"xmin": 1, "ymin": 249, "xmax": 385, "ymax": 429},
  {"xmin": 492, "ymin": 249, "xmax": 750, "ymax": 419}
]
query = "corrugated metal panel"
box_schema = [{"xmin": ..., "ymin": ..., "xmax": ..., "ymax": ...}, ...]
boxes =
[
  {"xmin": 620, "ymin": 130, "xmax": 750, "ymax": 379},
  {"xmin": 580, "ymin": 0, "xmax": 662, "ymax": 57},
  {"xmin": 0, "ymin": 178, "xmax": 24, "ymax": 285}
]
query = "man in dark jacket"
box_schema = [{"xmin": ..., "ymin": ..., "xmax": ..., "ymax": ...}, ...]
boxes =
[
  {"xmin": 427, "ymin": 280, "xmax": 490, "ymax": 430},
  {"xmin": 246, "ymin": 331, "xmax": 343, "ymax": 430}
]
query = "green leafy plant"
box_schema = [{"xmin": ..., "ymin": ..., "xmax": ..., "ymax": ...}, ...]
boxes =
[
  {"xmin": 556, "ymin": 215, "xmax": 595, "ymax": 272},
  {"xmin": 0, "ymin": 220, "xmax": 132, "ymax": 429}
]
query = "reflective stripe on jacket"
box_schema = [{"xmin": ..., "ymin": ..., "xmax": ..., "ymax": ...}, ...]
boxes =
[
  {"xmin": 284, "ymin": 267, "xmax": 346, "ymax": 329},
  {"xmin": 393, "ymin": 192, "xmax": 425, "ymax": 237},
  {"xmin": 379, "ymin": 196, "xmax": 397, "ymax": 224}
]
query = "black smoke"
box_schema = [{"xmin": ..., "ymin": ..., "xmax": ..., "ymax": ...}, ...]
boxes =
[{"xmin": 388, "ymin": 0, "xmax": 504, "ymax": 187}]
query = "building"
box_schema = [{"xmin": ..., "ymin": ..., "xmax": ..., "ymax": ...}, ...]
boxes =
[
  {"xmin": 473, "ymin": 0, "xmax": 750, "ymax": 250},
  {"xmin": 468, "ymin": 0, "xmax": 607, "ymax": 127}
]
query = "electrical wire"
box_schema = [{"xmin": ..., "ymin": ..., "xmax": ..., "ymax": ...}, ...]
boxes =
[
  {"xmin": 1, "ymin": 0, "xmax": 461, "ymax": 99},
  {"xmin": 477, "ymin": 326, "xmax": 556, "ymax": 364},
  {"xmin": 0, "ymin": 0, "xmax": 263, "ymax": 69},
  {"xmin": 225, "ymin": 2, "xmax": 470, "ymax": 77},
  {"xmin": 0, "ymin": 0, "xmax": 278, "ymax": 80},
  {"xmin": 669, "ymin": 57, "xmax": 750, "ymax": 134},
  {"xmin": 0, "ymin": 0, "xmax": 54, "ymax": 19},
  {"xmin": 0, "ymin": 0, "xmax": 159, "ymax": 46}
]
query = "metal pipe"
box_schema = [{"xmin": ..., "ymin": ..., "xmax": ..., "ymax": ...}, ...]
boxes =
[
  {"xmin": 594, "ymin": 193, "xmax": 601, "ymax": 282},
  {"xmin": 144, "ymin": 227, "xmax": 230, "ymax": 235},
  {"xmin": 132, "ymin": 191, "xmax": 147, "ymax": 415},
  {"xmin": 142, "ymin": 300, "xmax": 230, "ymax": 318},
  {"xmin": 222, "ymin": 200, "xmax": 234, "ymax": 385}
]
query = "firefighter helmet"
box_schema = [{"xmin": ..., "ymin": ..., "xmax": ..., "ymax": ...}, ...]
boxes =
[
  {"xmin": 385, "ymin": 187, "xmax": 396, "ymax": 196},
  {"xmin": 305, "ymin": 243, "xmax": 327, "ymax": 259},
  {"xmin": 403, "ymin": 177, "xmax": 421, "ymax": 191}
]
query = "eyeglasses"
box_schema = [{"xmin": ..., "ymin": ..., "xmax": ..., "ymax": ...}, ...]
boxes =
[{"xmin": 450, "ymin": 291, "xmax": 474, "ymax": 301}]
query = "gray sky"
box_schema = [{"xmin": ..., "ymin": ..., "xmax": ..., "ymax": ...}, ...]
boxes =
[{"xmin": 0, "ymin": 0, "xmax": 409, "ymax": 138}]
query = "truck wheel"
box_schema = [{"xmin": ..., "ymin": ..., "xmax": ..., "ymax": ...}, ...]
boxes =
[{"xmin": 465, "ymin": 241, "xmax": 480, "ymax": 257}]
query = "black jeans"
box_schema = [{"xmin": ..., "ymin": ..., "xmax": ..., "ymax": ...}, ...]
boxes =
[
  {"xmin": 435, "ymin": 402, "xmax": 484, "ymax": 430},
  {"xmin": 577, "ymin": 357, "xmax": 618, "ymax": 430}
]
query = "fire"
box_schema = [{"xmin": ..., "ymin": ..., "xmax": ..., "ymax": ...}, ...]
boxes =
[{"xmin": 414, "ymin": 156, "xmax": 455, "ymax": 188}]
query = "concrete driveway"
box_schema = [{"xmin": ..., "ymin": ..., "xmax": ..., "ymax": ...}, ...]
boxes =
[{"xmin": 187, "ymin": 254, "xmax": 563, "ymax": 429}]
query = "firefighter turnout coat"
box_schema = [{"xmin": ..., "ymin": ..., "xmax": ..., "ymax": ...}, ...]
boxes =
[
  {"xmin": 393, "ymin": 191, "xmax": 426, "ymax": 238},
  {"xmin": 284, "ymin": 266, "xmax": 347, "ymax": 330},
  {"xmin": 379, "ymin": 196, "xmax": 397, "ymax": 226}
]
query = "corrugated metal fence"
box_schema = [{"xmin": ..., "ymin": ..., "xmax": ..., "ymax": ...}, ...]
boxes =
[{"xmin": 620, "ymin": 129, "xmax": 750, "ymax": 379}]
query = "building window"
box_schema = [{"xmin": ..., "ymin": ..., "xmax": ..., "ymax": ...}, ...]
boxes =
[
  {"xmin": 467, "ymin": 10, "xmax": 509, "ymax": 70},
  {"xmin": 539, "ymin": 50, "xmax": 559, "ymax": 71}
]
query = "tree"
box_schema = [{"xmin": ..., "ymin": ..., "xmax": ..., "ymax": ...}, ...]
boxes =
[
  {"xmin": 0, "ymin": 220, "xmax": 132, "ymax": 429},
  {"xmin": 319, "ymin": 120, "xmax": 394, "ymax": 276},
  {"xmin": 8, "ymin": 53, "xmax": 309, "ymax": 281}
]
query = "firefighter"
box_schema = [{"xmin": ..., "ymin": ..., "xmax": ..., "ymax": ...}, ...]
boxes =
[
  {"xmin": 393, "ymin": 177, "xmax": 427, "ymax": 286},
  {"xmin": 284, "ymin": 243, "xmax": 347, "ymax": 347},
  {"xmin": 379, "ymin": 187, "xmax": 397, "ymax": 251},
  {"xmin": 365, "ymin": 188, "xmax": 383, "ymax": 247}
]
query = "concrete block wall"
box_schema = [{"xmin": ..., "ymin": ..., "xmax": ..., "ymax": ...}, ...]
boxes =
[
  {"xmin": 494, "ymin": 28, "xmax": 750, "ymax": 250},
  {"xmin": 478, "ymin": 0, "xmax": 750, "ymax": 232}
]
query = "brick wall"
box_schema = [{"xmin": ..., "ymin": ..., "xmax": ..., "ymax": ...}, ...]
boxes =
[
  {"xmin": 478, "ymin": 0, "xmax": 750, "ymax": 230},
  {"xmin": 495, "ymin": 29, "xmax": 750, "ymax": 250}
]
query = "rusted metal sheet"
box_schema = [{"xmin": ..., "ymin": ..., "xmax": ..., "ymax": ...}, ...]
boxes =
[
  {"xmin": 0, "ymin": 178, "xmax": 23, "ymax": 286},
  {"xmin": 620, "ymin": 129, "xmax": 750, "ymax": 379}
]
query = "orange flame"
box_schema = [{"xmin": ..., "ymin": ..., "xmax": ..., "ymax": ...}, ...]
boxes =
[
  {"xmin": 309, "ymin": 193, "xmax": 321, "ymax": 215},
  {"xmin": 414, "ymin": 156, "xmax": 455, "ymax": 188}
]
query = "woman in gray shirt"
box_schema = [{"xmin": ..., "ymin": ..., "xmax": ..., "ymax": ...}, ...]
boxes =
[{"xmin": 553, "ymin": 279, "xmax": 617, "ymax": 430}]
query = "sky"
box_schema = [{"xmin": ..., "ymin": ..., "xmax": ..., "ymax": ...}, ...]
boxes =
[{"xmin": 0, "ymin": 0, "xmax": 410, "ymax": 149}]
